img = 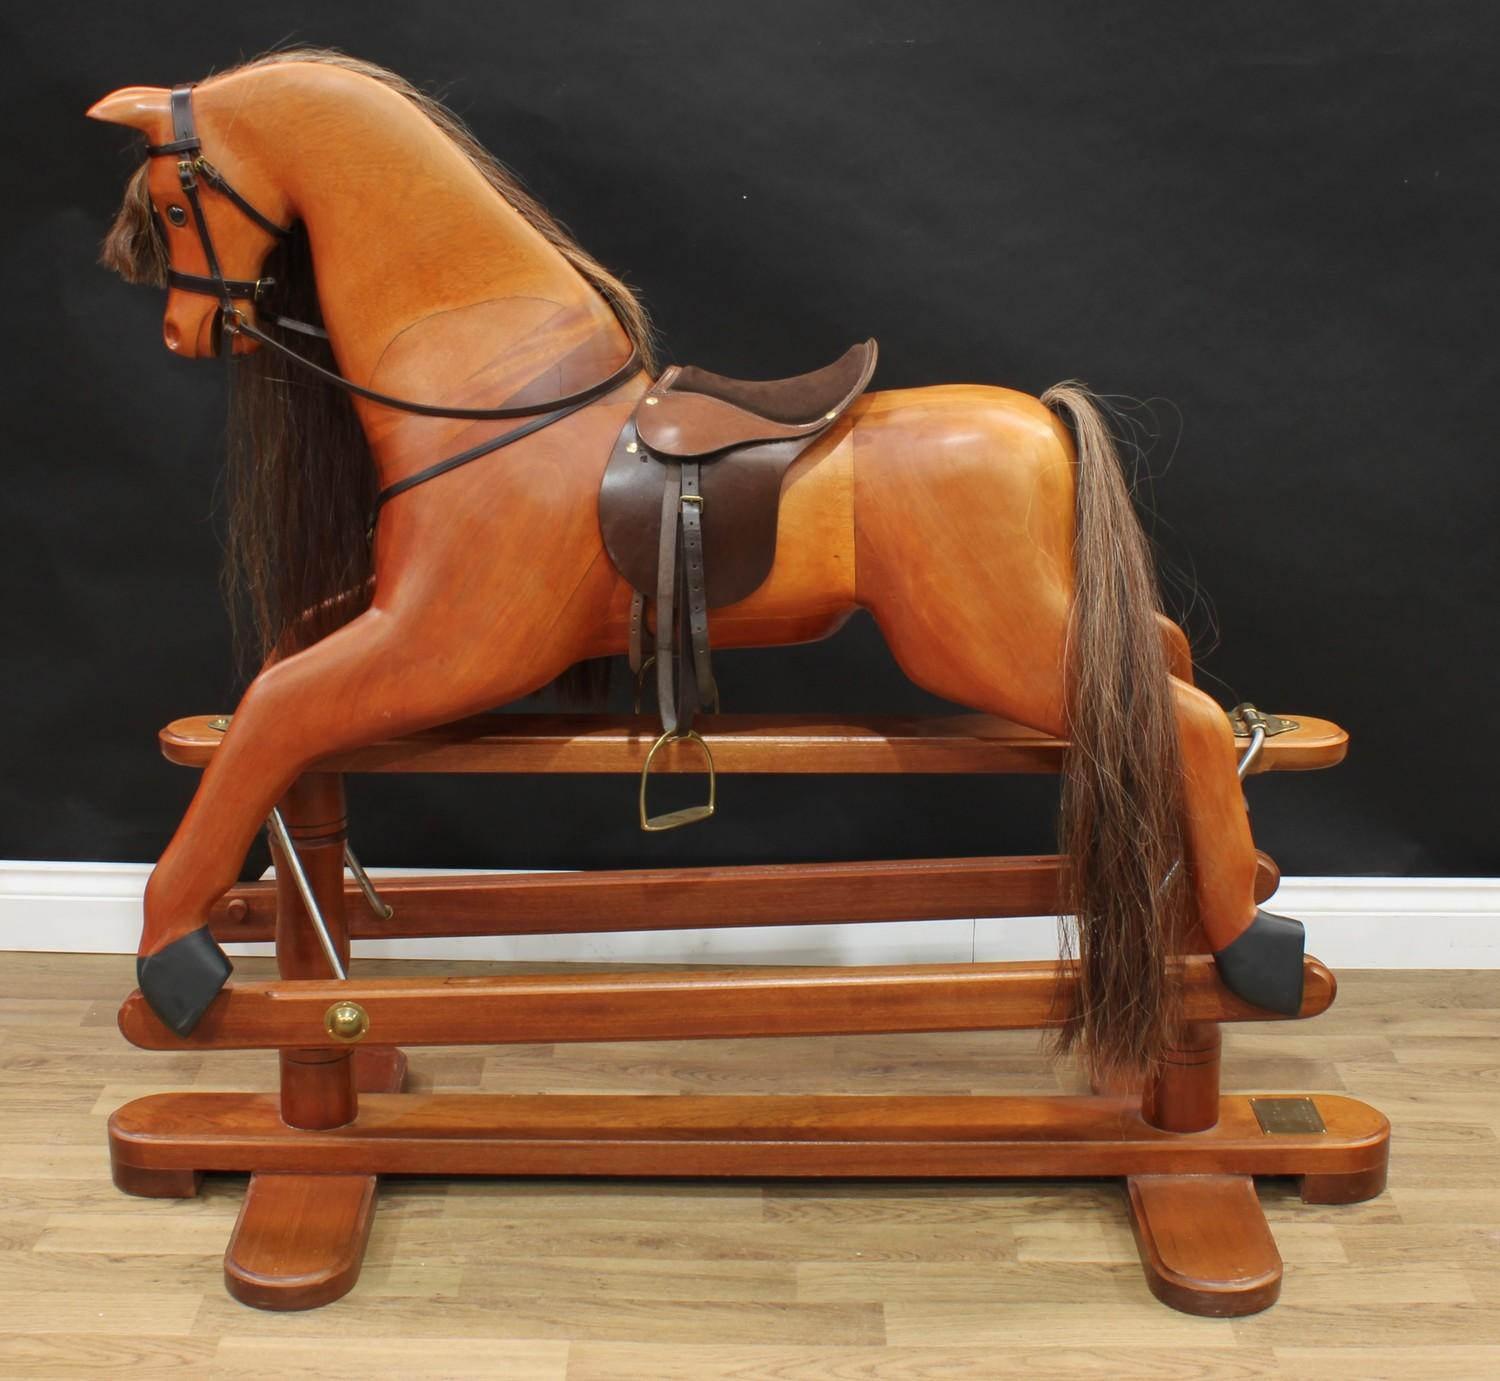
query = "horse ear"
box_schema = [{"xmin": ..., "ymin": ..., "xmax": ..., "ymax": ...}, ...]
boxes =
[{"xmin": 87, "ymin": 86, "xmax": 172, "ymax": 141}]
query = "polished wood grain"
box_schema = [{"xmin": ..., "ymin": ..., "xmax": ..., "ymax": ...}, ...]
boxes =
[
  {"xmin": 89, "ymin": 56, "xmax": 1299, "ymax": 972},
  {"xmin": 115, "ymin": 955, "xmax": 1338, "ymax": 1052},
  {"xmin": 108, "ymin": 1089, "xmax": 1387, "ymax": 1185},
  {"xmin": 161, "ymin": 711, "xmax": 1349, "ymax": 776},
  {"xmin": 270, "ymin": 774, "xmax": 353, "ymax": 1131},
  {"xmin": 1141, "ymin": 1021, "xmax": 1224, "ymax": 1133},
  {"xmin": 1126, "ymin": 1174, "xmax": 1283, "ymax": 1316},
  {"xmin": 208, "ymin": 851, "xmax": 1286, "ymax": 943},
  {"xmin": 220, "ymin": 773, "xmax": 409, "ymax": 1310},
  {"xmin": 222, "ymin": 1174, "xmax": 378, "ymax": 1312},
  {"xmin": 83, "ymin": 55, "xmax": 1368, "ymax": 1335},
  {"xmin": 5, "ymin": 956, "xmax": 1489, "ymax": 1376}
]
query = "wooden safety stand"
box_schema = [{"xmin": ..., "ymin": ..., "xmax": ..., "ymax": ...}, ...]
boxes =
[{"xmin": 109, "ymin": 711, "xmax": 1388, "ymax": 1315}]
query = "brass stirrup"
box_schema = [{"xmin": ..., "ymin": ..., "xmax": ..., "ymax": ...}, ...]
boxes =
[{"xmin": 639, "ymin": 728, "xmax": 716, "ymax": 832}]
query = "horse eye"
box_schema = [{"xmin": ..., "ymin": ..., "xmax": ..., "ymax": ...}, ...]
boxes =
[{"xmin": 166, "ymin": 205, "xmax": 188, "ymax": 227}]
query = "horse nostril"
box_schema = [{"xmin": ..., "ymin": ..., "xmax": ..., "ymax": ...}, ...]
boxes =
[{"xmin": 166, "ymin": 205, "xmax": 188, "ymax": 227}]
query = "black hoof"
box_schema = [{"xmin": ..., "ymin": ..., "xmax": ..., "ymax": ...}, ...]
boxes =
[
  {"xmin": 136, "ymin": 926, "xmax": 233, "ymax": 1036},
  {"xmin": 1213, "ymin": 909, "xmax": 1305, "ymax": 1015}
]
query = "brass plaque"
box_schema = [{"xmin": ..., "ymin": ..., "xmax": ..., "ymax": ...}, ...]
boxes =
[{"xmin": 1250, "ymin": 1097, "xmax": 1326, "ymax": 1135}]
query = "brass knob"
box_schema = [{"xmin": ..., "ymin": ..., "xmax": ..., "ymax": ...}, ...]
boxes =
[{"xmin": 324, "ymin": 1000, "xmax": 369, "ymax": 1043}]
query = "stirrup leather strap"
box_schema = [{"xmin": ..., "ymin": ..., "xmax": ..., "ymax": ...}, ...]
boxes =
[{"xmin": 640, "ymin": 460, "xmax": 718, "ymax": 831}]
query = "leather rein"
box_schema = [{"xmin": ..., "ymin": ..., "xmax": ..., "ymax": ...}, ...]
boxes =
[{"xmin": 145, "ymin": 85, "xmax": 641, "ymax": 528}]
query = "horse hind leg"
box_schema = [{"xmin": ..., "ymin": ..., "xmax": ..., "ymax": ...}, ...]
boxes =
[
  {"xmin": 852, "ymin": 385, "xmax": 1304, "ymax": 1074},
  {"xmin": 1171, "ymin": 679, "xmax": 1306, "ymax": 1013},
  {"xmin": 1039, "ymin": 380, "xmax": 1305, "ymax": 1022}
]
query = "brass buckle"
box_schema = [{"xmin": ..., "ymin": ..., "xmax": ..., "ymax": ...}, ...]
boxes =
[{"xmin": 639, "ymin": 728, "xmax": 716, "ymax": 832}]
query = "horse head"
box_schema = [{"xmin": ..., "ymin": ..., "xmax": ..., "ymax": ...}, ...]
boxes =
[{"xmin": 89, "ymin": 83, "xmax": 290, "ymax": 358}]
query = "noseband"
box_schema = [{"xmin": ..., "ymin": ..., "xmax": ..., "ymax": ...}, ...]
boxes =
[{"xmin": 144, "ymin": 85, "xmax": 641, "ymax": 523}]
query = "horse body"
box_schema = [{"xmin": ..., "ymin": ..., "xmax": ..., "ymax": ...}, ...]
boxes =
[{"xmin": 90, "ymin": 51, "xmax": 1300, "ymax": 1077}]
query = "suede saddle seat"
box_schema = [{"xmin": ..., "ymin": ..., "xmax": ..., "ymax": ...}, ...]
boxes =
[{"xmin": 599, "ymin": 339, "xmax": 877, "ymax": 609}]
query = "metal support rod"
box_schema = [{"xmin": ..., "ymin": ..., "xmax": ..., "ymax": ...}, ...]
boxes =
[
  {"xmin": 1237, "ymin": 723, "xmax": 1268, "ymax": 779},
  {"xmin": 267, "ymin": 807, "xmax": 348, "ymax": 980},
  {"xmin": 1231, "ymin": 702, "xmax": 1293, "ymax": 780},
  {"xmin": 344, "ymin": 844, "xmax": 394, "ymax": 920}
]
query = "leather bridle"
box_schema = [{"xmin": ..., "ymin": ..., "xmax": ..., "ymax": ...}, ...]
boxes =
[
  {"xmin": 145, "ymin": 87, "xmax": 292, "ymax": 327},
  {"xmin": 144, "ymin": 85, "xmax": 642, "ymax": 524}
]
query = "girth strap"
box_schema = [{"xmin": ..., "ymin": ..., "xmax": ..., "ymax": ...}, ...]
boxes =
[
  {"xmin": 649, "ymin": 457, "xmax": 716, "ymax": 740},
  {"xmin": 679, "ymin": 461, "xmax": 716, "ymax": 719},
  {"xmin": 654, "ymin": 463, "xmax": 684, "ymax": 735},
  {"xmin": 639, "ymin": 457, "xmax": 718, "ymax": 831}
]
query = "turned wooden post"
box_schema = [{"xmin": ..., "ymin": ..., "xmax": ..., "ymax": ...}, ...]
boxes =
[
  {"xmin": 216, "ymin": 771, "xmax": 402, "ymax": 1309},
  {"xmin": 271, "ymin": 772, "xmax": 355, "ymax": 1130},
  {"xmin": 1141, "ymin": 1021, "xmax": 1222, "ymax": 1133}
]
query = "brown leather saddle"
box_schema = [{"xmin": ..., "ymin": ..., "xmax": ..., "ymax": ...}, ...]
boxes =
[{"xmin": 599, "ymin": 339, "xmax": 878, "ymax": 829}]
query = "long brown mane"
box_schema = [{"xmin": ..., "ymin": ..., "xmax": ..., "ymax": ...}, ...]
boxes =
[{"xmin": 99, "ymin": 47, "xmax": 655, "ymax": 683}]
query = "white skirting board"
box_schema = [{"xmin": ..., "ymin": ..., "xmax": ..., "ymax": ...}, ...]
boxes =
[{"xmin": 0, "ymin": 861, "xmax": 1496, "ymax": 968}]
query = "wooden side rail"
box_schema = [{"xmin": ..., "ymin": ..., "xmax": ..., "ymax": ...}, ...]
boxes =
[
  {"xmin": 207, "ymin": 852, "xmax": 1283, "ymax": 943},
  {"xmin": 119, "ymin": 955, "xmax": 1337, "ymax": 1051},
  {"xmin": 161, "ymin": 711, "xmax": 1348, "ymax": 776}
]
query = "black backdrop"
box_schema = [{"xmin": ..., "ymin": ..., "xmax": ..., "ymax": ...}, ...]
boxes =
[{"xmin": 3, "ymin": 2, "xmax": 1496, "ymax": 879}]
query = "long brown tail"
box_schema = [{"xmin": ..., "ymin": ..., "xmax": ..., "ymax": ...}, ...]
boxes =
[{"xmin": 1041, "ymin": 382, "xmax": 1190, "ymax": 1081}]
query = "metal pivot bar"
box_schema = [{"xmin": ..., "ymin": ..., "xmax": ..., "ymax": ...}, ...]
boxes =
[
  {"xmin": 267, "ymin": 807, "xmax": 349, "ymax": 980},
  {"xmin": 343, "ymin": 845, "xmax": 394, "ymax": 920},
  {"xmin": 1229, "ymin": 702, "xmax": 1300, "ymax": 780},
  {"xmin": 639, "ymin": 728, "xmax": 717, "ymax": 832}
]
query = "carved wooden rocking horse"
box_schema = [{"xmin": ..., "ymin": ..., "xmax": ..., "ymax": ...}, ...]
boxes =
[{"xmin": 90, "ymin": 51, "xmax": 1386, "ymax": 1314}]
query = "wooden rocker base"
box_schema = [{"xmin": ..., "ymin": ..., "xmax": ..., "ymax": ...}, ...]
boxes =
[
  {"xmin": 113, "ymin": 1046, "xmax": 409, "ymax": 1311},
  {"xmin": 225, "ymin": 1046, "xmax": 407, "ymax": 1310},
  {"xmin": 114, "ymin": 711, "xmax": 1373, "ymax": 1314},
  {"xmin": 1126, "ymin": 1174, "xmax": 1284, "ymax": 1316},
  {"xmin": 110, "ymin": 1086, "xmax": 1387, "ymax": 1316}
]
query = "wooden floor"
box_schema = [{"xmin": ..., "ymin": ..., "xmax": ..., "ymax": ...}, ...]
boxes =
[{"xmin": 0, "ymin": 954, "xmax": 1497, "ymax": 1379}]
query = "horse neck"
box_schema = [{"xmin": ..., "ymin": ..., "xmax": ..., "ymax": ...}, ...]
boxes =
[{"xmin": 209, "ymin": 66, "xmax": 628, "ymax": 427}]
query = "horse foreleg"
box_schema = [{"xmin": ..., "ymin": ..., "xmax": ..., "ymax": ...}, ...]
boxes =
[{"xmin": 136, "ymin": 606, "xmax": 561, "ymax": 1034}]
